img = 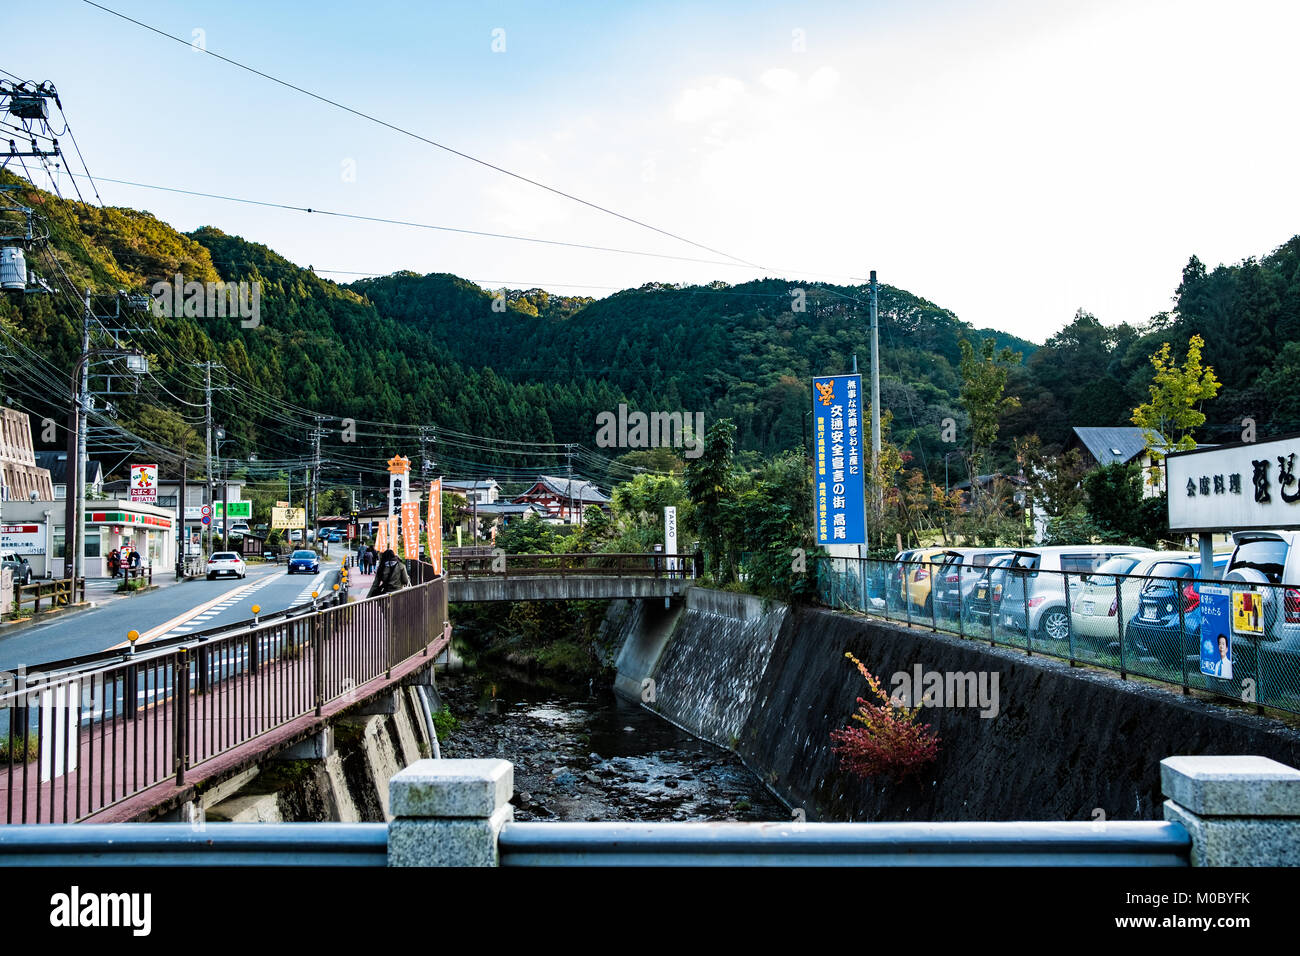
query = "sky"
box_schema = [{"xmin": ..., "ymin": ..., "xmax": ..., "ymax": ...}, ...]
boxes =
[{"xmin": 8, "ymin": 0, "xmax": 1300, "ymax": 343}]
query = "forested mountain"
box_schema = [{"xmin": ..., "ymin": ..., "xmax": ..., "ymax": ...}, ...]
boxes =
[{"xmin": 2, "ymin": 164, "xmax": 1297, "ymax": 488}]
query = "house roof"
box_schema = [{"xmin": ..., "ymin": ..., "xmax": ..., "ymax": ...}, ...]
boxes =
[
  {"xmin": 1071, "ymin": 427, "xmax": 1149, "ymax": 465},
  {"xmin": 516, "ymin": 475, "xmax": 610, "ymax": 504},
  {"xmin": 34, "ymin": 451, "xmax": 103, "ymax": 485},
  {"xmin": 953, "ymin": 473, "xmax": 1029, "ymax": 491},
  {"xmin": 443, "ymin": 479, "xmax": 500, "ymax": 490}
]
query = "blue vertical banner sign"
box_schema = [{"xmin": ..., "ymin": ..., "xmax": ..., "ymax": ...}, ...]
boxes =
[{"xmin": 812, "ymin": 374, "xmax": 867, "ymax": 545}]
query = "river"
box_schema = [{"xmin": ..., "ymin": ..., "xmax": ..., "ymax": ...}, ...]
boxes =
[{"xmin": 435, "ymin": 665, "xmax": 789, "ymax": 822}]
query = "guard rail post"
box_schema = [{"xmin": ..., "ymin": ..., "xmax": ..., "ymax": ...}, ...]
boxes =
[
  {"xmin": 388, "ymin": 759, "xmax": 513, "ymax": 867},
  {"xmin": 1161, "ymin": 755, "xmax": 1300, "ymax": 866}
]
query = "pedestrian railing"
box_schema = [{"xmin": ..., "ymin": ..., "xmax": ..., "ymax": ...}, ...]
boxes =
[
  {"xmin": 13, "ymin": 578, "xmax": 85, "ymax": 616},
  {"xmin": 817, "ymin": 556, "xmax": 1300, "ymax": 717},
  {"xmin": 0, "ymin": 573, "xmax": 448, "ymax": 823},
  {"xmin": 447, "ymin": 552, "xmax": 695, "ymax": 580}
]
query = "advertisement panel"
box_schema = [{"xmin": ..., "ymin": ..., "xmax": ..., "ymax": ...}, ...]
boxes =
[
  {"xmin": 375, "ymin": 516, "xmax": 389, "ymax": 553},
  {"xmin": 271, "ymin": 507, "xmax": 306, "ymax": 530},
  {"xmin": 811, "ymin": 374, "xmax": 867, "ymax": 545},
  {"xmin": 1167, "ymin": 434, "xmax": 1300, "ymax": 532},
  {"xmin": 1199, "ymin": 584, "xmax": 1234, "ymax": 680},
  {"xmin": 129, "ymin": 464, "xmax": 158, "ymax": 503},
  {"xmin": 0, "ymin": 523, "xmax": 44, "ymax": 555}
]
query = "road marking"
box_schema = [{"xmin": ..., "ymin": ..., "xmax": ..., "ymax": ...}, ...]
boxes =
[{"xmin": 105, "ymin": 570, "xmax": 276, "ymax": 649}]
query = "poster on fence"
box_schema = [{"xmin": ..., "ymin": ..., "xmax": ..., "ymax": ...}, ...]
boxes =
[
  {"xmin": 811, "ymin": 374, "xmax": 866, "ymax": 546},
  {"xmin": 1199, "ymin": 584, "xmax": 1233, "ymax": 680}
]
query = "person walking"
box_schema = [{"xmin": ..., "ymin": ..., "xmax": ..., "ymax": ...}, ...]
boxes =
[
  {"xmin": 368, "ymin": 548, "xmax": 410, "ymax": 598},
  {"xmin": 128, "ymin": 549, "xmax": 141, "ymax": 576},
  {"xmin": 107, "ymin": 548, "xmax": 121, "ymax": 579}
]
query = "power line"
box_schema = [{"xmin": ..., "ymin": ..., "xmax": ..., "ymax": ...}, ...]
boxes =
[{"xmin": 81, "ymin": 0, "xmax": 767, "ymax": 270}]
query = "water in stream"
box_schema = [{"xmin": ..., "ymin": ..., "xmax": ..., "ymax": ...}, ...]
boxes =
[{"xmin": 436, "ymin": 666, "xmax": 788, "ymax": 822}]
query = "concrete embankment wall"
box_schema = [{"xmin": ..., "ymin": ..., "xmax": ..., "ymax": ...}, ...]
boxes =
[
  {"xmin": 200, "ymin": 684, "xmax": 434, "ymax": 823},
  {"xmin": 614, "ymin": 589, "xmax": 1300, "ymax": 822}
]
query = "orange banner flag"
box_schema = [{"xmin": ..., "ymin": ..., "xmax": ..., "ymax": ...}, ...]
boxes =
[{"xmin": 428, "ymin": 477, "xmax": 443, "ymax": 576}]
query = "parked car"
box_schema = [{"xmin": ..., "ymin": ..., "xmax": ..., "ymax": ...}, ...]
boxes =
[
  {"xmin": 1, "ymin": 552, "xmax": 33, "ymax": 587},
  {"xmin": 999, "ymin": 546, "xmax": 1152, "ymax": 642},
  {"xmin": 1069, "ymin": 553, "xmax": 1167, "ymax": 646},
  {"xmin": 1125, "ymin": 552, "xmax": 1232, "ymax": 667},
  {"xmin": 206, "ymin": 551, "xmax": 247, "ymax": 580},
  {"xmin": 964, "ymin": 553, "xmax": 1015, "ymax": 628},
  {"xmin": 288, "ymin": 549, "xmax": 320, "ymax": 574},
  {"xmin": 1221, "ymin": 530, "xmax": 1300, "ymax": 688},
  {"xmin": 226, "ymin": 522, "xmax": 252, "ymax": 540},
  {"xmin": 897, "ymin": 546, "xmax": 952, "ymax": 613},
  {"xmin": 932, "ymin": 548, "xmax": 1016, "ymax": 621}
]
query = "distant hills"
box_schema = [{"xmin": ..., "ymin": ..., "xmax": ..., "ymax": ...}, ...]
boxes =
[{"xmin": 3, "ymin": 166, "xmax": 1297, "ymax": 488}]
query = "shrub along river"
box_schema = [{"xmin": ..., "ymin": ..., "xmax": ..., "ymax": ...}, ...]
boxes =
[{"xmin": 435, "ymin": 663, "xmax": 788, "ymax": 822}]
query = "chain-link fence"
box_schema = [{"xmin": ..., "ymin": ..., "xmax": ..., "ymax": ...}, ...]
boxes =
[{"xmin": 817, "ymin": 555, "xmax": 1300, "ymax": 716}]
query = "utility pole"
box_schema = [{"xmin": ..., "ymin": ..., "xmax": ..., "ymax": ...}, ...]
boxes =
[
  {"xmin": 869, "ymin": 270, "xmax": 882, "ymax": 547},
  {"xmin": 75, "ymin": 288, "xmax": 90, "ymax": 578},
  {"xmin": 204, "ymin": 361, "xmax": 214, "ymax": 558},
  {"xmin": 177, "ymin": 457, "xmax": 187, "ymax": 578}
]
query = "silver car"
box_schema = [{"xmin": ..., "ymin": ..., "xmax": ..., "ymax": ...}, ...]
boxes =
[{"xmin": 999, "ymin": 545, "xmax": 1152, "ymax": 641}]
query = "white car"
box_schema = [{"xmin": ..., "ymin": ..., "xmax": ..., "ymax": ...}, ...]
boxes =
[{"xmin": 206, "ymin": 551, "xmax": 247, "ymax": 580}]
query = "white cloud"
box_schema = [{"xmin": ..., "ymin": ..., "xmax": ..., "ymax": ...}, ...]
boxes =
[{"xmin": 672, "ymin": 77, "xmax": 745, "ymax": 123}]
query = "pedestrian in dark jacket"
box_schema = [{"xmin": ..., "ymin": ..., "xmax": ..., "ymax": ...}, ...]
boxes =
[
  {"xmin": 368, "ymin": 549, "xmax": 410, "ymax": 598},
  {"xmin": 107, "ymin": 549, "xmax": 121, "ymax": 579}
]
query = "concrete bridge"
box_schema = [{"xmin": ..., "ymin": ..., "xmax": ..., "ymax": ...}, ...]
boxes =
[{"xmin": 446, "ymin": 552, "xmax": 695, "ymax": 603}]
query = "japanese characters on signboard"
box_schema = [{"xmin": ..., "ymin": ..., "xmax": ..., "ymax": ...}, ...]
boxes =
[
  {"xmin": 811, "ymin": 374, "xmax": 866, "ymax": 546},
  {"xmin": 401, "ymin": 500, "xmax": 420, "ymax": 559},
  {"xmin": 0, "ymin": 524, "xmax": 44, "ymax": 554},
  {"xmin": 428, "ymin": 477, "xmax": 443, "ymax": 576},
  {"xmin": 129, "ymin": 464, "xmax": 158, "ymax": 504},
  {"xmin": 1198, "ymin": 584, "xmax": 1234, "ymax": 680},
  {"xmin": 375, "ymin": 517, "xmax": 388, "ymax": 553},
  {"xmin": 1168, "ymin": 436, "xmax": 1300, "ymax": 531}
]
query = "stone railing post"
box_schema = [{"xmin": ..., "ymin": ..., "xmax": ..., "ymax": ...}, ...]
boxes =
[
  {"xmin": 1161, "ymin": 755, "xmax": 1300, "ymax": 866},
  {"xmin": 388, "ymin": 759, "xmax": 513, "ymax": 866}
]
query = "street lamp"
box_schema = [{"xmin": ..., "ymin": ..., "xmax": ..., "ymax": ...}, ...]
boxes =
[{"xmin": 63, "ymin": 348, "xmax": 148, "ymax": 579}]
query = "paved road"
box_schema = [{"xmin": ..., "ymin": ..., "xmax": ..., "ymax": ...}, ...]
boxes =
[{"xmin": 0, "ymin": 560, "xmax": 343, "ymax": 672}]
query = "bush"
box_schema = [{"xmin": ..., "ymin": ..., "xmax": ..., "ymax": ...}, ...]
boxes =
[
  {"xmin": 830, "ymin": 652, "xmax": 940, "ymax": 783},
  {"xmin": 0, "ymin": 734, "xmax": 39, "ymax": 763}
]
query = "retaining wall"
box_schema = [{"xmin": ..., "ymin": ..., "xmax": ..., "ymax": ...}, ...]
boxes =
[{"xmin": 614, "ymin": 589, "xmax": 1300, "ymax": 822}]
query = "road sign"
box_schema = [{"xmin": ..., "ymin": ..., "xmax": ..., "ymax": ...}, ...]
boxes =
[
  {"xmin": 201, "ymin": 516, "xmax": 211, "ymax": 526},
  {"xmin": 200, "ymin": 505, "xmax": 212, "ymax": 518}
]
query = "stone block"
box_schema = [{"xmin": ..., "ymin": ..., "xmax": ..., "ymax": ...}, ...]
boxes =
[
  {"xmin": 388, "ymin": 805, "xmax": 513, "ymax": 867},
  {"xmin": 1164, "ymin": 800, "xmax": 1300, "ymax": 867},
  {"xmin": 390, "ymin": 759, "xmax": 512, "ymax": 819},
  {"xmin": 1160, "ymin": 755, "xmax": 1300, "ymax": 817}
]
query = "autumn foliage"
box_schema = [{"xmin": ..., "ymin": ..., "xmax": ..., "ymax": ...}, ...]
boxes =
[{"xmin": 830, "ymin": 652, "xmax": 941, "ymax": 782}]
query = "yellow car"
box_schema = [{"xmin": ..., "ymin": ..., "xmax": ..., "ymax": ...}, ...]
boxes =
[{"xmin": 898, "ymin": 547, "xmax": 952, "ymax": 613}]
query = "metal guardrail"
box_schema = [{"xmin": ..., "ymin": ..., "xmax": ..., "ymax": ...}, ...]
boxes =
[
  {"xmin": 447, "ymin": 552, "xmax": 696, "ymax": 580},
  {"xmin": 0, "ymin": 573, "xmax": 448, "ymax": 823},
  {"xmin": 817, "ymin": 555, "xmax": 1300, "ymax": 717},
  {"xmin": 0, "ymin": 822, "xmax": 389, "ymax": 866},
  {"xmin": 498, "ymin": 820, "xmax": 1191, "ymax": 866},
  {"xmin": 0, "ymin": 819, "xmax": 1191, "ymax": 866},
  {"xmin": 14, "ymin": 578, "xmax": 85, "ymax": 615}
]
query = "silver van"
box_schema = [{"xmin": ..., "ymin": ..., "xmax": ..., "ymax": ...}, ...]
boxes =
[{"xmin": 999, "ymin": 545, "xmax": 1152, "ymax": 641}]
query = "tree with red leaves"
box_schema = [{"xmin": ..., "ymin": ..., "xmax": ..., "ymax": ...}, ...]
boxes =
[{"xmin": 830, "ymin": 652, "xmax": 941, "ymax": 783}]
